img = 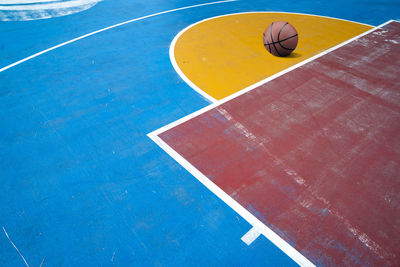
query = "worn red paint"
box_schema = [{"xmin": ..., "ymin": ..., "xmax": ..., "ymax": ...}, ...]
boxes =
[{"xmin": 160, "ymin": 22, "xmax": 400, "ymax": 266}]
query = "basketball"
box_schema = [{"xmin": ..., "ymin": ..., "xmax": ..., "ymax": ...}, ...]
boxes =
[{"xmin": 263, "ymin": 21, "xmax": 298, "ymax": 57}]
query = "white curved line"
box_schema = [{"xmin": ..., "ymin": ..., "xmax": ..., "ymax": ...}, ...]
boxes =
[
  {"xmin": 2, "ymin": 226, "xmax": 30, "ymax": 267},
  {"xmin": 169, "ymin": 11, "xmax": 374, "ymax": 103},
  {"xmin": 155, "ymin": 19, "xmax": 392, "ymax": 267},
  {"xmin": 0, "ymin": 0, "xmax": 98, "ymax": 10},
  {"xmin": 147, "ymin": 132, "xmax": 316, "ymax": 267},
  {"xmin": 0, "ymin": 0, "xmax": 58, "ymax": 5},
  {"xmin": 0, "ymin": 0, "xmax": 238, "ymax": 73},
  {"xmin": 169, "ymin": 30, "xmax": 217, "ymax": 103}
]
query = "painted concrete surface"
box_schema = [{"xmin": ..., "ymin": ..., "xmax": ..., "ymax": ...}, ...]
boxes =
[
  {"xmin": 172, "ymin": 12, "xmax": 372, "ymax": 100},
  {"xmin": 160, "ymin": 22, "xmax": 400, "ymax": 266},
  {"xmin": 0, "ymin": 0, "xmax": 101, "ymax": 21},
  {"xmin": 1, "ymin": 0, "xmax": 399, "ymax": 266}
]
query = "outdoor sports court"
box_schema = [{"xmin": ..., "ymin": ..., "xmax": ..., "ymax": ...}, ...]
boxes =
[{"xmin": 1, "ymin": 1, "xmax": 399, "ymax": 266}]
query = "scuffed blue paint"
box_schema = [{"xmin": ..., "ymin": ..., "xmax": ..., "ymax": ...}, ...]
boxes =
[{"xmin": 1, "ymin": 0, "xmax": 399, "ymax": 266}]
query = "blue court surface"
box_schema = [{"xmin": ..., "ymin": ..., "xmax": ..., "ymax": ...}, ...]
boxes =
[{"xmin": 1, "ymin": 0, "xmax": 399, "ymax": 266}]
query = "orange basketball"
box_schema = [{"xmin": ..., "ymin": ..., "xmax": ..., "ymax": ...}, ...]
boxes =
[{"xmin": 263, "ymin": 21, "xmax": 298, "ymax": 57}]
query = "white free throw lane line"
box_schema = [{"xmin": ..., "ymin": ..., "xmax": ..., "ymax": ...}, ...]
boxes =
[
  {"xmin": 149, "ymin": 20, "xmax": 394, "ymax": 267},
  {"xmin": 0, "ymin": 0, "xmax": 238, "ymax": 72}
]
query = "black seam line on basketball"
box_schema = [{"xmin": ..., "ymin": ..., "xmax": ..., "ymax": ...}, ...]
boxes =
[
  {"xmin": 265, "ymin": 33, "xmax": 298, "ymax": 52},
  {"xmin": 277, "ymin": 23, "xmax": 296, "ymax": 52},
  {"xmin": 263, "ymin": 32, "xmax": 272, "ymax": 53},
  {"xmin": 277, "ymin": 22, "xmax": 288, "ymax": 43},
  {"xmin": 268, "ymin": 41, "xmax": 274, "ymax": 53},
  {"xmin": 278, "ymin": 44, "xmax": 295, "ymax": 51},
  {"xmin": 264, "ymin": 43, "xmax": 295, "ymax": 51},
  {"xmin": 266, "ymin": 38, "xmax": 272, "ymax": 53},
  {"xmin": 264, "ymin": 34, "xmax": 298, "ymax": 46},
  {"xmin": 270, "ymin": 22, "xmax": 282, "ymax": 57},
  {"xmin": 269, "ymin": 22, "xmax": 282, "ymax": 56},
  {"xmin": 278, "ymin": 34, "xmax": 298, "ymax": 51},
  {"xmin": 265, "ymin": 39, "xmax": 296, "ymax": 52},
  {"xmin": 263, "ymin": 33, "xmax": 268, "ymax": 50},
  {"xmin": 278, "ymin": 22, "xmax": 294, "ymax": 51}
]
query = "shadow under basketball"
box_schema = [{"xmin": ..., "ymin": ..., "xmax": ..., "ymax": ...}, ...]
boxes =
[{"xmin": 285, "ymin": 52, "xmax": 302, "ymax": 58}]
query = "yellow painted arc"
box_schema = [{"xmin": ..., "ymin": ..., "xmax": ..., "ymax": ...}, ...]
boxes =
[{"xmin": 173, "ymin": 13, "xmax": 372, "ymax": 100}]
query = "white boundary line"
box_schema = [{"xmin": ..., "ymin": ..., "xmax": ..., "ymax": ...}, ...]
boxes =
[
  {"xmin": 147, "ymin": 133, "xmax": 316, "ymax": 267},
  {"xmin": 152, "ymin": 19, "xmax": 392, "ymax": 137},
  {"xmin": 149, "ymin": 19, "xmax": 395, "ymax": 267},
  {"xmin": 0, "ymin": 0, "xmax": 238, "ymax": 73},
  {"xmin": 169, "ymin": 11, "xmax": 374, "ymax": 103}
]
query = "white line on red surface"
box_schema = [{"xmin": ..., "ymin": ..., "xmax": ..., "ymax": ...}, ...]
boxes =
[
  {"xmin": 168, "ymin": 11, "xmax": 373, "ymax": 103},
  {"xmin": 149, "ymin": 20, "xmax": 394, "ymax": 267}
]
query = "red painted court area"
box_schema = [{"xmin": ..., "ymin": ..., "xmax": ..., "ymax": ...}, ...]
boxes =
[{"xmin": 160, "ymin": 22, "xmax": 400, "ymax": 266}]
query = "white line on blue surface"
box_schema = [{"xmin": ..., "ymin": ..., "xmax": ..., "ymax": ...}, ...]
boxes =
[
  {"xmin": 0, "ymin": 0, "xmax": 238, "ymax": 72},
  {"xmin": 149, "ymin": 20, "xmax": 394, "ymax": 267},
  {"xmin": 147, "ymin": 132, "xmax": 316, "ymax": 267},
  {"xmin": 169, "ymin": 21, "xmax": 218, "ymax": 103},
  {"xmin": 0, "ymin": 0, "xmax": 99, "ymax": 10},
  {"xmin": 0, "ymin": 0, "xmax": 100, "ymax": 21},
  {"xmin": 241, "ymin": 227, "xmax": 262, "ymax": 246},
  {"xmin": 2, "ymin": 226, "xmax": 30, "ymax": 267},
  {"xmin": 168, "ymin": 11, "xmax": 373, "ymax": 103},
  {"xmin": 0, "ymin": 0, "xmax": 57, "ymax": 4}
]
